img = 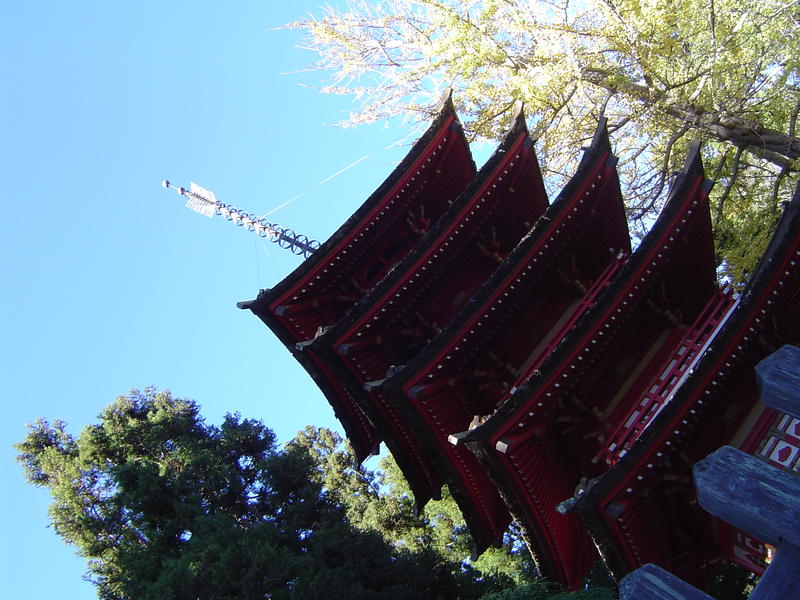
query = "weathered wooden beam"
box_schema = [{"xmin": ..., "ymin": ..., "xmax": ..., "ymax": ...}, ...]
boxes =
[
  {"xmin": 694, "ymin": 446, "xmax": 800, "ymax": 548},
  {"xmin": 756, "ymin": 345, "xmax": 800, "ymax": 420},
  {"xmin": 619, "ymin": 564, "xmax": 714, "ymax": 600},
  {"xmin": 750, "ymin": 542, "xmax": 800, "ymax": 600}
]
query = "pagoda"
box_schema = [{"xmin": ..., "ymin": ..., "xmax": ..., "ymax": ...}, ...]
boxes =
[
  {"xmin": 565, "ymin": 182, "xmax": 800, "ymax": 585},
  {"xmin": 303, "ymin": 104, "xmax": 548, "ymax": 536},
  {"xmin": 240, "ymin": 95, "xmax": 800, "ymax": 592},
  {"xmin": 457, "ymin": 143, "xmax": 731, "ymax": 587},
  {"xmin": 238, "ymin": 91, "xmax": 475, "ymax": 462},
  {"xmin": 376, "ymin": 119, "xmax": 630, "ymax": 556}
]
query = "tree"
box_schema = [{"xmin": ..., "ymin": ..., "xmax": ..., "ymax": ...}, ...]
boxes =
[
  {"xmin": 291, "ymin": 426, "xmax": 539, "ymax": 584},
  {"xmin": 291, "ymin": 426, "xmax": 617, "ymax": 597},
  {"xmin": 18, "ymin": 390, "xmax": 620, "ymax": 599},
  {"xmin": 290, "ymin": 0, "xmax": 799, "ymax": 282},
  {"xmin": 15, "ymin": 389, "xmax": 498, "ymax": 600}
]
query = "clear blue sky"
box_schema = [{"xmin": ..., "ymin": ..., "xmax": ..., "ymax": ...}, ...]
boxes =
[{"xmin": 1, "ymin": 3, "xmax": 497, "ymax": 598}]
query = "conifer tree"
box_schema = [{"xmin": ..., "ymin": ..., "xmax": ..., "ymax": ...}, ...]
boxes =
[{"xmin": 16, "ymin": 389, "xmax": 499, "ymax": 600}]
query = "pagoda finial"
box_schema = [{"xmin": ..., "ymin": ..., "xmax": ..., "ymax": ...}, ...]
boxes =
[{"xmin": 161, "ymin": 180, "xmax": 320, "ymax": 258}]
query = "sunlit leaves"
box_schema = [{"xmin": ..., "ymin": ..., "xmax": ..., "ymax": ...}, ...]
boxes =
[
  {"xmin": 17, "ymin": 391, "xmax": 518, "ymax": 599},
  {"xmin": 292, "ymin": 0, "xmax": 799, "ymax": 282}
]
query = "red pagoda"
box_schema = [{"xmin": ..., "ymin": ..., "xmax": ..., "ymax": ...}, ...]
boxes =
[
  {"xmin": 458, "ymin": 144, "xmax": 732, "ymax": 587},
  {"xmin": 240, "ymin": 97, "xmax": 800, "ymax": 592},
  {"xmin": 299, "ymin": 103, "xmax": 548, "ymax": 541},
  {"xmin": 565, "ymin": 181, "xmax": 800, "ymax": 585},
  {"xmin": 376, "ymin": 118, "xmax": 629, "ymax": 557}
]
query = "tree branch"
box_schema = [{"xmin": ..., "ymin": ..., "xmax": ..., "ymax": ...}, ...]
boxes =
[
  {"xmin": 770, "ymin": 167, "xmax": 790, "ymax": 216},
  {"xmin": 635, "ymin": 123, "xmax": 691, "ymax": 218},
  {"xmin": 714, "ymin": 146, "xmax": 744, "ymax": 228},
  {"xmin": 581, "ymin": 67, "xmax": 800, "ymax": 170}
]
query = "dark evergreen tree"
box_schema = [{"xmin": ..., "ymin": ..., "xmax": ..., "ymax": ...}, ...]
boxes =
[
  {"xmin": 292, "ymin": 426, "xmax": 617, "ymax": 597},
  {"xmin": 16, "ymin": 389, "xmax": 499, "ymax": 600}
]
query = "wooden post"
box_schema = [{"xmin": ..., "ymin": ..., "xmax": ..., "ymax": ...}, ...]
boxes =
[
  {"xmin": 750, "ymin": 542, "xmax": 800, "ymax": 600},
  {"xmin": 755, "ymin": 344, "xmax": 800, "ymax": 420},
  {"xmin": 694, "ymin": 446, "xmax": 800, "ymax": 548},
  {"xmin": 618, "ymin": 347, "xmax": 800, "ymax": 599},
  {"xmin": 619, "ymin": 564, "xmax": 714, "ymax": 600}
]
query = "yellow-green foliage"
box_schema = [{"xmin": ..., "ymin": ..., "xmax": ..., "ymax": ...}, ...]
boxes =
[{"xmin": 290, "ymin": 0, "xmax": 799, "ymax": 283}]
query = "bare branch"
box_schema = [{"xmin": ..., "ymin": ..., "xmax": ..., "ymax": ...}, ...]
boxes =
[
  {"xmin": 714, "ymin": 146, "xmax": 744, "ymax": 228},
  {"xmin": 634, "ymin": 123, "xmax": 691, "ymax": 218},
  {"xmin": 769, "ymin": 167, "xmax": 790, "ymax": 216}
]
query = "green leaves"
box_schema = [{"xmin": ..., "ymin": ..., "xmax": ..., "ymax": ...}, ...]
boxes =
[
  {"xmin": 293, "ymin": 0, "xmax": 799, "ymax": 283},
  {"xmin": 16, "ymin": 389, "xmax": 304, "ymax": 598},
  {"xmin": 17, "ymin": 390, "xmax": 529, "ymax": 599}
]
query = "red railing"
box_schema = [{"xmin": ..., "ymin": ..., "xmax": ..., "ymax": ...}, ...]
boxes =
[{"xmin": 601, "ymin": 289, "xmax": 734, "ymax": 463}]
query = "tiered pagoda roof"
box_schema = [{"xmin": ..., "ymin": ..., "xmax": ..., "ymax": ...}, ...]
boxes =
[
  {"xmin": 239, "ymin": 91, "xmax": 475, "ymax": 462},
  {"xmin": 567, "ymin": 181, "xmax": 800, "ymax": 586},
  {"xmin": 304, "ymin": 105, "xmax": 548, "ymax": 520},
  {"xmin": 376, "ymin": 119, "xmax": 630, "ymax": 556},
  {"xmin": 459, "ymin": 145, "xmax": 728, "ymax": 587},
  {"xmin": 241, "ymin": 95, "xmax": 800, "ymax": 593}
]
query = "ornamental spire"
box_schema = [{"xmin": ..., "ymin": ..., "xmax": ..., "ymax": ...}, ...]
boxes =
[{"xmin": 162, "ymin": 180, "xmax": 320, "ymax": 258}]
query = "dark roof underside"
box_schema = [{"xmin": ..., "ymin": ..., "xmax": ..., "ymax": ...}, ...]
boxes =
[
  {"xmin": 460, "ymin": 145, "xmax": 720, "ymax": 588},
  {"xmin": 570, "ymin": 180, "xmax": 800, "ymax": 586}
]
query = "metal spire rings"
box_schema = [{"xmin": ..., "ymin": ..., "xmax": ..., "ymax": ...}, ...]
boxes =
[{"xmin": 162, "ymin": 180, "xmax": 320, "ymax": 258}]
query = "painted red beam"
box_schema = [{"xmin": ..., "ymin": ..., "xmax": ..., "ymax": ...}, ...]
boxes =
[
  {"xmin": 239, "ymin": 91, "xmax": 475, "ymax": 461},
  {"xmin": 376, "ymin": 119, "xmax": 631, "ymax": 557},
  {"xmin": 301, "ymin": 105, "xmax": 548, "ymax": 522},
  {"xmin": 460, "ymin": 144, "xmax": 721, "ymax": 588},
  {"xmin": 567, "ymin": 179, "xmax": 800, "ymax": 587}
]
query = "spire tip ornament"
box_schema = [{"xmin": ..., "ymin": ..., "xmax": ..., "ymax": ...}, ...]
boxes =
[{"xmin": 161, "ymin": 179, "xmax": 319, "ymax": 257}]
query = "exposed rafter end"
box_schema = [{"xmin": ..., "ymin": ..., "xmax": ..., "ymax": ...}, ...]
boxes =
[
  {"xmin": 448, "ymin": 430, "xmax": 470, "ymax": 446},
  {"xmin": 495, "ymin": 439, "xmax": 511, "ymax": 454},
  {"xmin": 556, "ymin": 496, "xmax": 578, "ymax": 515},
  {"xmin": 407, "ymin": 385, "xmax": 425, "ymax": 399},
  {"xmin": 363, "ymin": 379, "xmax": 384, "ymax": 393},
  {"xmin": 295, "ymin": 339, "xmax": 315, "ymax": 351}
]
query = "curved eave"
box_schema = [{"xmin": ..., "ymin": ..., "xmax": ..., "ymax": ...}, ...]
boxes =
[
  {"xmin": 382, "ymin": 118, "xmax": 628, "ymax": 395},
  {"xmin": 240, "ymin": 89, "xmax": 475, "ymax": 343},
  {"xmin": 233, "ymin": 304, "xmax": 378, "ymax": 463},
  {"xmin": 303, "ymin": 341, "xmax": 445, "ymax": 507},
  {"xmin": 377, "ymin": 383, "xmax": 512, "ymax": 555},
  {"xmin": 570, "ymin": 179, "xmax": 800, "ymax": 578},
  {"xmin": 466, "ymin": 143, "xmax": 714, "ymax": 440},
  {"xmin": 465, "ymin": 433, "xmax": 596, "ymax": 588},
  {"xmin": 295, "ymin": 348, "xmax": 380, "ymax": 463}
]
